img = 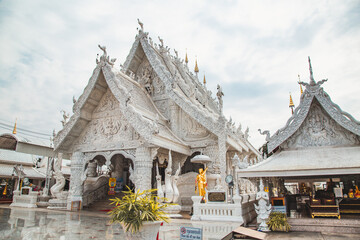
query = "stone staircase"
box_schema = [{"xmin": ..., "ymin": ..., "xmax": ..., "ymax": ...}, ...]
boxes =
[
  {"xmin": 288, "ymin": 216, "xmax": 360, "ymax": 233},
  {"xmin": 84, "ymin": 192, "xmax": 124, "ymax": 212}
]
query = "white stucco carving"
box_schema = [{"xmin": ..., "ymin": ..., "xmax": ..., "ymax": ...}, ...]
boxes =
[
  {"xmin": 267, "ymin": 58, "xmax": 360, "ymax": 153},
  {"xmin": 53, "ymin": 25, "xmax": 259, "ymax": 213}
]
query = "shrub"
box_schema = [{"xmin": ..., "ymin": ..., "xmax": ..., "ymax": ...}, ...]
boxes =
[
  {"xmin": 267, "ymin": 212, "xmax": 291, "ymax": 232},
  {"xmin": 108, "ymin": 187, "xmax": 170, "ymax": 233}
]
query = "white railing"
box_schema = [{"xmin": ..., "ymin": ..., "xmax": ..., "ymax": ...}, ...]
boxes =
[
  {"xmin": 82, "ymin": 183, "xmax": 108, "ymax": 207},
  {"xmin": 191, "ymin": 195, "xmax": 257, "ymax": 225}
]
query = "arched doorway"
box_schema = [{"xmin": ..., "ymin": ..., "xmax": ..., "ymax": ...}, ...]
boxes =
[
  {"xmin": 109, "ymin": 154, "xmax": 134, "ymax": 191},
  {"xmin": 181, "ymin": 152, "xmax": 204, "ymax": 174}
]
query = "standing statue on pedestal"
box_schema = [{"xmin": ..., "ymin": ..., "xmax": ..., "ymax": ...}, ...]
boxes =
[
  {"xmin": 254, "ymin": 178, "xmax": 272, "ymax": 232},
  {"xmin": 164, "ymin": 150, "xmax": 174, "ymax": 202},
  {"xmin": 195, "ymin": 167, "xmax": 208, "ymax": 202}
]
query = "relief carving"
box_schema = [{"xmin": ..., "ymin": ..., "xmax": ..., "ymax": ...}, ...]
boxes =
[
  {"xmin": 284, "ymin": 100, "xmax": 360, "ymax": 149},
  {"xmin": 180, "ymin": 110, "xmax": 210, "ymax": 140}
]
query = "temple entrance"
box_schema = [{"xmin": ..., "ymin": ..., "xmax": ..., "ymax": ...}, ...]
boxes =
[
  {"xmin": 181, "ymin": 152, "xmax": 204, "ymax": 174},
  {"xmin": 109, "ymin": 154, "xmax": 134, "ymax": 191}
]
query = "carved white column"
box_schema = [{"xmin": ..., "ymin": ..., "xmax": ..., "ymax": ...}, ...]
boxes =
[
  {"xmin": 67, "ymin": 151, "xmax": 85, "ymax": 210},
  {"xmin": 217, "ymin": 117, "xmax": 227, "ymax": 189},
  {"xmin": 134, "ymin": 147, "xmax": 153, "ymax": 191}
]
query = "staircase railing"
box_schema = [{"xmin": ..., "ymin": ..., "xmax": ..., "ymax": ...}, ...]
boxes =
[{"xmin": 82, "ymin": 182, "xmax": 108, "ymax": 207}]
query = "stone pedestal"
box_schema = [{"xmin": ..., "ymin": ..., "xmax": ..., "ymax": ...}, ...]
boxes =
[
  {"xmin": 164, "ymin": 204, "xmax": 182, "ymax": 218},
  {"xmin": 48, "ymin": 198, "xmax": 68, "ymax": 210},
  {"xmin": 10, "ymin": 188, "xmax": 38, "ymax": 208},
  {"xmin": 37, "ymin": 195, "xmax": 51, "ymax": 207}
]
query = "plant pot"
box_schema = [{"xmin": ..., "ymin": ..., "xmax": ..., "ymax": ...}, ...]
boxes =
[{"xmin": 122, "ymin": 221, "xmax": 163, "ymax": 240}]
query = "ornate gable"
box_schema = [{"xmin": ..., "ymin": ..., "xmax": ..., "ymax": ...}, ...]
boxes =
[
  {"xmin": 267, "ymin": 58, "xmax": 360, "ymax": 153},
  {"xmin": 72, "ymin": 89, "xmax": 140, "ymax": 152},
  {"xmin": 281, "ymin": 99, "xmax": 360, "ymax": 149}
]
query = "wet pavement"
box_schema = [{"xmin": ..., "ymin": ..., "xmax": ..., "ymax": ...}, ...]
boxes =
[{"xmin": 0, "ymin": 205, "xmax": 359, "ymax": 240}]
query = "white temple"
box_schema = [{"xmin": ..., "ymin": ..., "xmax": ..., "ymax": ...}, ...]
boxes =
[{"xmin": 53, "ymin": 24, "xmax": 259, "ymax": 211}]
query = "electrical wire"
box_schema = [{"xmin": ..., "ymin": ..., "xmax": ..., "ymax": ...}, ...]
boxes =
[
  {"xmin": 0, "ymin": 121, "xmax": 51, "ymax": 136},
  {"xmin": 0, "ymin": 125, "xmax": 51, "ymax": 141}
]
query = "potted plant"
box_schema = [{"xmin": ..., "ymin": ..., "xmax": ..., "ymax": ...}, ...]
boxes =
[
  {"xmin": 266, "ymin": 212, "xmax": 291, "ymax": 232},
  {"xmin": 109, "ymin": 187, "xmax": 171, "ymax": 240}
]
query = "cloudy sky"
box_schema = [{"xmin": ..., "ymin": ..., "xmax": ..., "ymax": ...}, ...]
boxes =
[{"xmin": 0, "ymin": 0, "xmax": 359, "ymax": 149}]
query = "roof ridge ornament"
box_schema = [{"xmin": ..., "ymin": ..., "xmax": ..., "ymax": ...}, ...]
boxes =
[
  {"xmin": 299, "ymin": 57, "xmax": 328, "ymax": 90},
  {"xmin": 137, "ymin": 18, "xmax": 144, "ymax": 32},
  {"xmin": 308, "ymin": 56, "xmax": 316, "ymax": 86},
  {"xmin": 97, "ymin": 45, "xmax": 116, "ymax": 66},
  {"xmin": 258, "ymin": 129, "xmax": 270, "ymax": 142}
]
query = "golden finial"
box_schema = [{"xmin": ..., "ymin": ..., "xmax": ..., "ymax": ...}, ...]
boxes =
[
  {"xmin": 13, "ymin": 119, "xmax": 17, "ymax": 134},
  {"xmin": 298, "ymin": 74, "xmax": 303, "ymax": 95},
  {"xmin": 194, "ymin": 57, "xmax": 199, "ymax": 73},
  {"xmin": 185, "ymin": 49, "xmax": 188, "ymax": 64},
  {"xmin": 203, "ymin": 74, "xmax": 206, "ymax": 85},
  {"xmin": 289, "ymin": 93, "xmax": 295, "ymax": 114}
]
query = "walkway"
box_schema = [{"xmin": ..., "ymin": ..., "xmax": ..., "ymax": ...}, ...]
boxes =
[{"xmin": 0, "ymin": 205, "xmax": 359, "ymax": 239}]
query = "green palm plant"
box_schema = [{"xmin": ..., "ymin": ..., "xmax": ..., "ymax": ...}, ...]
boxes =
[
  {"xmin": 109, "ymin": 187, "xmax": 171, "ymax": 233},
  {"xmin": 267, "ymin": 212, "xmax": 291, "ymax": 232}
]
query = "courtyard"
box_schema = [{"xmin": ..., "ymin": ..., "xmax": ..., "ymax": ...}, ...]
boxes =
[{"xmin": 0, "ymin": 205, "xmax": 359, "ymax": 240}]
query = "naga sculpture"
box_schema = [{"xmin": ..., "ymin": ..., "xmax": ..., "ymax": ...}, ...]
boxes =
[
  {"xmin": 155, "ymin": 162, "xmax": 164, "ymax": 201},
  {"xmin": 171, "ymin": 162, "xmax": 181, "ymax": 203},
  {"xmin": 164, "ymin": 150, "xmax": 174, "ymax": 202},
  {"xmin": 155, "ymin": 150, "xmax": 181, "ymax": 203},
  {"xmin": 50, "ymin": 153, "xmax": 68, "ymax": 200},
  {"xmin": 258, "ymin": 129, "xmax": 271, "ymax": 142}
]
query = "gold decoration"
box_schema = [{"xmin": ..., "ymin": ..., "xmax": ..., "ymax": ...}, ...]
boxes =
[
  {"xmin": 194, "ymin": 58, "xmax": 199, "ymax": 73},
  {"xmin": 195, "ymin": 167, "xmax": 208, "ymax": 201},
  {"xmin": 13, "ymin": 119, "xmax": 17, "ymax": 134}
]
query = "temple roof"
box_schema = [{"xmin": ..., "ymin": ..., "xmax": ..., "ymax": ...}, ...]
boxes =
[
  {"xmin": 54, "ymin": 27, "xmax": 260, "ymax": 157},
  {"xmin": 237, "ymin": 146, "xmax": 360, "ymax": 177},
  {"xmin": 266, "ymin": 58, "xmax": 360, "ymax": 153},
  {"xmin": 122, "ymin": 30, "xmax": 258, "ymax": 154},
  {"xmin": 54, "ymin": 50, "xmax": 190, "ymax": 155}
]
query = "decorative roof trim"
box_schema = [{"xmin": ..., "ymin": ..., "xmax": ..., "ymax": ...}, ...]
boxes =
[
  {"xmin": 54, "ymin": 66, "xmax": 102, "ymax": 151},
  {"xmin": 268, "ymin": 82, "xmax": 360, "ymax": 153},
  {"xmin": 139, "ymin": 36, "xmax": 225, "ymax": 136},
  {"xmin": 102, "ymin": 65, "xmax": 159, "ymax": 142}
]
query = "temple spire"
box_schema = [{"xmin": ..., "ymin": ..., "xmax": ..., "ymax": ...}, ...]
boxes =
[
  {"xmin": 289, "ymin": 93, "xmax": 295, "ymax": 114},
  {"xmin": 203, "ymin": 74, "xmax": 206, "ymax": 86},
  {"xmin": 298, "ymin": 74, "xmax": 303, "ymax": 95},
  {"xmin": 12, "ymin": 119, "xmax": 17, "ymax": 134},
  {"xmin": 308, "ymin": 56, "xmax": 316, "ymax": 85},
  {"xmin": 185, "ymin": 49, "xmax": 188, "ymax": 65},
  {"xmin": 194, "ymin": 57, "xmax": 199, "ymax": 77}
]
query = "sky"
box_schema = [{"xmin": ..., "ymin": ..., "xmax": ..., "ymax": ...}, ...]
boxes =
[{"xmin": 0, "ymin": 0, "xmax": 359, "ymax": 149}]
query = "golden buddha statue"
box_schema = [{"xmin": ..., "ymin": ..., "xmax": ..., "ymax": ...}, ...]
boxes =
[
  {"xmin": 355, "ymin": 185, "xmax": 360, "ymax": 198},
  {"xmin": 195, "ymin": 167, "xmax": 208, "ymax": 201}
]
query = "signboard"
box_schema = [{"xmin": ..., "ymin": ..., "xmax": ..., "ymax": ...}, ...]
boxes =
[
  {"xmin": 180, "ymin": 226, "xmax": 202, "ymax": 240},
  {"xmin": 208, "ymin": 191, "xmax": 226, "ymax": 202}
]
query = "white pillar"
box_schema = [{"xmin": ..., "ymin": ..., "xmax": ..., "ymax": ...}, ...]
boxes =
[
  {"xmin": 134, "ymin": 147, "xmax": 153, "ymax": 191},
  {"xmin": 67, "ymin": 151, "xmax": 85, "ymax": 210}
]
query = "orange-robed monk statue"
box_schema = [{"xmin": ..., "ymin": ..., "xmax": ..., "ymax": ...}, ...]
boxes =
[{"xmin": 195, "ymin": 167, "xmax": 208, "ymax": 201}]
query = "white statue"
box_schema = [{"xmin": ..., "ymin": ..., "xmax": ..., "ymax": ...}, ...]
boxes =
[
  {"xmin": 50, "ymin": 153, "xmax": 68, "ymax": 200},
  {"xmin": 164, "ymin": 150, "xmax": 174, "ymax": 202},
  {"xmin": 155, "ymin": 162, "xmax": 164, "ymax": 202},
  {"xmin": 171, "ymin": 162, "xmax": 181, "ymax": 203},
  {"xmin": 216, "ymin": 84, "xmax": 224, "ymax": 112},
  {"xmin": 254, "ymin": 178, "xmax": 272, "ymax": 232},
  {"xmin": 60, "ymin": 110, "xmax": 69, "ymax": 127}
]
